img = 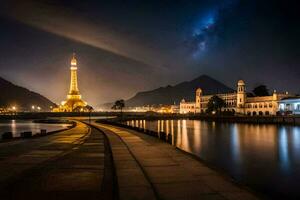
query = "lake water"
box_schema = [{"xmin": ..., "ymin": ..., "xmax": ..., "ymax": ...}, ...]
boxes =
[
  {"xmin": 125, "ymin": 119, "xmax": 300, "ymax": 199},
  {"xmin": 0, "ymin": 120, "xmax": 70, "ymax": 138}
]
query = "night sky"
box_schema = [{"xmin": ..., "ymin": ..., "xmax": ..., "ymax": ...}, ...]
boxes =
[{"xmin": 0, "ymin": 0, "xmax": 299, "ymax": 107}]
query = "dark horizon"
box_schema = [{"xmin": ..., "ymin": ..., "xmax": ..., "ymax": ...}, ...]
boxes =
[{"xmin": 0, "ymin": 0, "xmax": 299, "ymax": 107}]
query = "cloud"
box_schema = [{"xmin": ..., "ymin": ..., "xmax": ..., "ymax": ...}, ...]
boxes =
[{"xmin": 1, "ymin": 0, "xmax": 164, "ymax": 70}]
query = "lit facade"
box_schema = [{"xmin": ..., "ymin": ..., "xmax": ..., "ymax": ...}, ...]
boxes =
[
  {"xmin": 180, "ymin": 99, "xmax": 195, "ymax": 114},
  {"xmin": 278, "ymin": 97, "xmax": 300, "ymax": 115},
  {"xmin": 53, "ymin": 53, "xmax": 89, "ymax": 112},
  {"xmin": 180, "ymin": 80, "xmax": 292, "ymax": 116},
  {"xmin": 157, "ymin": 105, "xmax": 180, "ymax": 113}
]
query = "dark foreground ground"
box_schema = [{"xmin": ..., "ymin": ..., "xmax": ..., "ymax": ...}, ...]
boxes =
[{"xmin": 0, "ymin": 120, "xmax": 260, "ymax": 200}]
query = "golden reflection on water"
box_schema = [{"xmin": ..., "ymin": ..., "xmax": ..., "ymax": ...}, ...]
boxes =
[
  {"xmin": 177, "ymin": 120, "xmax": 181, "ymax": 146},
  {"xmin": 157, "ymin": 120, "xmax": 160, "ymax": 133},
  {"xmin": 11, "ymin": 120, "xmax": 16, "ymax": 136},
  {"xmin": 166, "ymin": 120, "xmax": 169, "ymax": 135},
  {"xmin": 181, "ymin": 120, "xmax": 190, "ymax": 152},
  {"xmin": 193, "ymin": 120, "xmax": 201, "ymax": 153}
]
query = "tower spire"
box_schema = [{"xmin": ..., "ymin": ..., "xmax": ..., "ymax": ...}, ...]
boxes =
[
  {"xmin": 69, "ymin": 53, "xmax": 80, "ymax": 96},
  {"xmin": 71, "ymin": 52, "xmax": 77, "ymax": 66}
]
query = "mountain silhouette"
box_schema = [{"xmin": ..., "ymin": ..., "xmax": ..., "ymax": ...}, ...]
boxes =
[
  {"xmin": 125, "ymin": 75, "xmax": 234, "ymax": 107},
  {"xmin": 0, "ymin": 76, "xmax": 55, "ymax": 111}
]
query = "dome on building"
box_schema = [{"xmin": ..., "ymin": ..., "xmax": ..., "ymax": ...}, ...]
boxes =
[{"xmin": 238, "ymin": 80, "xmax": 245, "ymax": 85}]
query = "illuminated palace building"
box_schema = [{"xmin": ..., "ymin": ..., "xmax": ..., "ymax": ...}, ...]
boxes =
[
  {"xmin": 53, "ymin": 54, "xmax": 89, "ymax": 112},
  {"xmin": 180, "ymin": 80, "xmax": 293, "ymax": 116}
]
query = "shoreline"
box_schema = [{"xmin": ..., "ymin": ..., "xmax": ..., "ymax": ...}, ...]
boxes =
[
  {"xmin": 0, "ymin": 121, "xmax": 77, "ymax": 143},
  {"xmin": 1, "ymin": 111, "xmax": 300, "ymax": 125},
  {"xmin": 95, "ymin": 120, "xmax": 265, "ymax": 196},
  {"xmin": 95, "ymin": 118, "xmax": 294, "ymax": 199},
  {"xmin": 101, "ymin": 114, "xmax": 300, "ymax": 126},
  {"xmin": 94, "ymin": 121, "xmax": 264, "ymax": 200}
]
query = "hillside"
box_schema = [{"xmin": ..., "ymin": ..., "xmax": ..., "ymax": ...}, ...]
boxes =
[
  {"xmin": 0, "ymin": 76, "xmax": 56, "ymax": 111},
  {"xmin": 124, "ymin": 75, "xmax": 234, "ymax": 107}
]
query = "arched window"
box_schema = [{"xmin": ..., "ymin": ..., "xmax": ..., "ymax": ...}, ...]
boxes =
[
  {"xmin": 253, "ymin": 111, "xmax": 257, "ymax": 116},
  {"xmin": 259, "ymin": 111, "xmax": 263, "ymax": 115}
]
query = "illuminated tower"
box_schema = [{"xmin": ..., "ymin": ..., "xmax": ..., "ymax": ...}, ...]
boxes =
[
  {"xmin": 67, "ymin": 53, "xmax": 81, "ymax": 100},
  {"xmin": 237, "ymin": 80, "xmax": 246, "ymax": 114},
  {"xmin": 53, "ymin": 53, "xmax": 88, "ymax": 112},
  {"xmin": 195, "ymin": 88, "xmax": 202, "ymax": 113}
]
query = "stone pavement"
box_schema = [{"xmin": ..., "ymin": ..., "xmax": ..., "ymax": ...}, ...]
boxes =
[
  {"xmin": 92, "ymin": 122, "xmax": 260, "ymax": 200},
  {"xmin": 0, "ymin": 121, "xmax": 114, "ymax": 200}
]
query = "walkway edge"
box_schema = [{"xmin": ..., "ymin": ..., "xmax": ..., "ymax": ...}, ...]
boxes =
[
  {"xmin": 96, "ymin": 124, "xmax": 160, "ymax": 200},
  {"xmin": 86, "ymin": 123, "xmax": 119, "ymax": 200},
  {"xmin": 95, "ymin": 122, "xmax": 262, "ymax": 200}
]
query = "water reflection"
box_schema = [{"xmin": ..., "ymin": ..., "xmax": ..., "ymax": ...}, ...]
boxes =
[
  {"xmin": 193, "ymin": 120, "xmax": 201, "ymax": 154},
  {"xmin": 11, "ymin": 120, "xmax": 17, "ymax": 135},
  {"xmin": 181, "ymin": 120, "xmax": 190, "ymax": 152},
  {"xmin": 125, "ymin": 119, "xmax": 300, "ymax": 199},
  {"xmin": 230, "ymin": 124, "xmax": 241, "ymax": 163},
  {"xmin": 0, "ymin": 120, "xmax": 69, "ymax": 138},
  {"xmin": 292, "ymin": 128, "xmax": 300, "ymax": 149},
  {"xmin": 278, "ymin": 127, "xmax": 290, "ymax": 173}
]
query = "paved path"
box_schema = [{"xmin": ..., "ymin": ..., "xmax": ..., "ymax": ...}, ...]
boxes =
[
  {"xmin": 92, "ymin": 122, "xmax": 260, "ymax": 200},
  {"xmin": 0, "ymin": 121, "xmax": 115, "ymax": 200},
  {"xmin": 0, "ymin": 120, "xmax": 261, "ymax": 200}
]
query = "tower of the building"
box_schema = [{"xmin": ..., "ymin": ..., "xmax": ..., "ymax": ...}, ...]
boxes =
[
  {"xmin": 195, "ymin": 88, "xmax": 202, "ymax": 113},
  {"xmin": 237, "ymin": 80, "xmax": 246, "ymax": 114},
  {"xmin": 68, "ymin": 53, "xmax": 81, "ymax": 100}
]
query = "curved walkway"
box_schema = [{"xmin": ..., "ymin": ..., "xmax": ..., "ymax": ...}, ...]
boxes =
[
  {"xmin": 0, "ymin": 121, "xmax": 115, "ymax": 200},
  {"xmin": 92, "ymin": 122, "xmax": 260, "ymax": 200}
]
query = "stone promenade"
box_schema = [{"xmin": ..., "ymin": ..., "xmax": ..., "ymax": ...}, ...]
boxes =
[
  {"xmin": 0, "ymin": 120, "xmax": 261, "ymax": 200},
  {"xmin": 92, "ymin": 122, "xmax": 260, "ymax": 200}
]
